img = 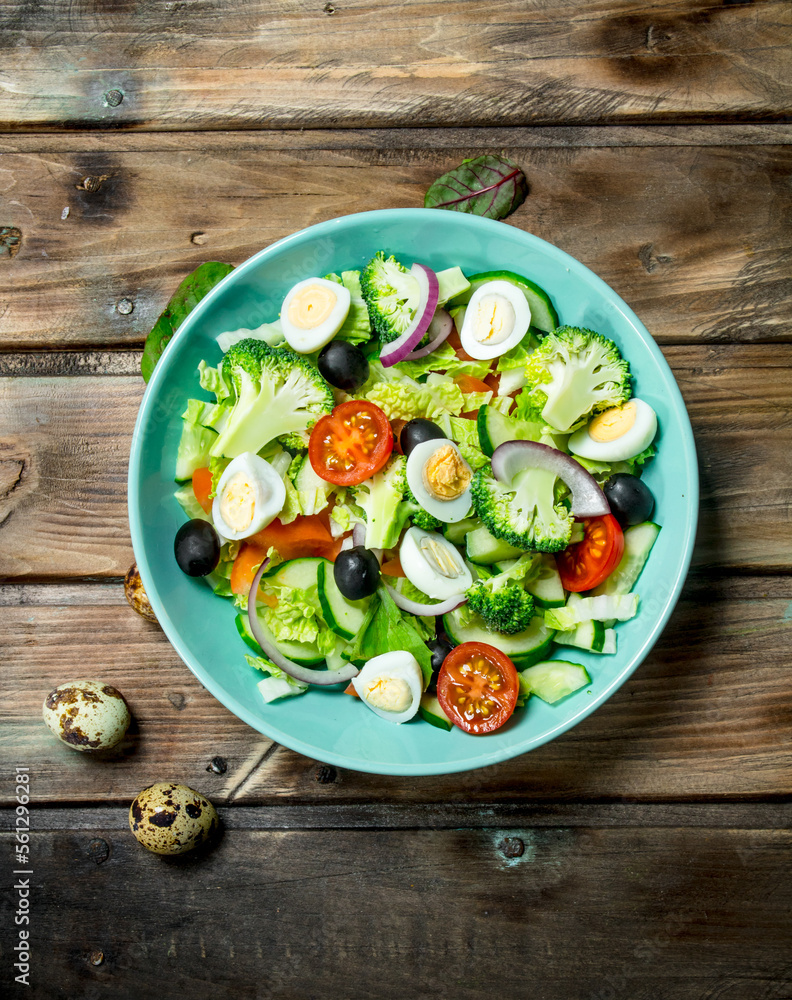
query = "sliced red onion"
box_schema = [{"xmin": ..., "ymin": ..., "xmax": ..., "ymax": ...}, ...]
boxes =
[
  {"xmin": 379, "ymin": 263, "xmax": 440, "ymax": 368},
  {"xmin": 491, "ymin": 440, "xmax": 610, "ymax": 518},
  {"xmin": 248, "ymin": 559, "xmax": 359, "ymax": 686},
  {"xmin": 384, "ymin": 582, "xmax": 466, "ymax": 617},
  {"xmin": 403, "ymin": 308, "xmax": 453, "ymax": 361}
]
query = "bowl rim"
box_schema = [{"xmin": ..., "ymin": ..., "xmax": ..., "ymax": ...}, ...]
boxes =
[{"xmin": 128, "ymin": 208, "xmax": 699, "ymax": 776}]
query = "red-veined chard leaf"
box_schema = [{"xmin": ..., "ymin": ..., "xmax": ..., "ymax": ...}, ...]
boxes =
[
  {"xmin": 141, "ymin": 261, "xmax": 235, "ymax": 382},
  {"xmin": 424, "ymin": 153, "xmax": 528, "ymax": 220}
]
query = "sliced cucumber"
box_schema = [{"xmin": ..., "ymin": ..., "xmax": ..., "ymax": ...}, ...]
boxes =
[
  {"xmin": 591, "ymin": 522, "xmax": 661, "ymax": 598},
  {"xmin": 317, "ymin": 559, "xmax": 370, "ymax": 641},
  {"xmin": 436, "ymin": 266, "xmax": 471, "ymax": 306},
  {"xmin": 526, "ymin": 553, "xmax": 565, "ymax": 608},
  {"xmin": 476, "ymin": 404, "xmax": 545, "ymax": 458},
  {"xmin": 554, "ymin": 621, "xmax": 616, "ymax": 655},
  {"xmin": 545, "ymin": 593, "xmax": 639, "ymax": 631},
  {"xmin": 519, "ymin": 660, "xmax": 590, "ymax": 704},
  {"xmin": 447, "ymin": 270, "xmax": 559, "ymax": 333},
  {"xmin": 419, "ymin": 693, "xmax": 452, "ymax": 732},
  {"xmin": 443, "ymin": 516, "xmax": 481, "ymax": 545},
  {"xmin": 238, "ymin": 610, "xmax": 325, "ymax": 666},
  {"xmin": 466, "ymin": 525, "xmax": 525, "ymax": 565},
  {"xmin": 442, "ymin": 610, "xmax": 555, "ymax": 668},
  {"xmin": 260, "ymin": 556, "xmax": 323, "ymax": 591}
]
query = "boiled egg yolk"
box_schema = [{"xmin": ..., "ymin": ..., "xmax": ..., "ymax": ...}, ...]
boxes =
[
  {"xmin": 287, "ymin": 283, "xmax": 338, "ymax": 331},
  {"xmin": 471, "ymin": 294, "xmax": 516, "ymax": 346},
  {"xmin": 219, "ymin": 472, "xmax": 259, "ymax": 534},
  {"xmin": 361, "ymin": 676, "xmax": 412, "ymax": 714},
  {"xmin": 422, "ymin": 443, "xmax": 472, "ymax": 501},
  {"xmin": 589, "ymin": 401, "xmax": 637, "ymax": 442}
]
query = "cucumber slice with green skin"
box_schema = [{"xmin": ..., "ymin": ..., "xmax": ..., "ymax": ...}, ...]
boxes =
[
  {"xmin": 591, "ymin": 522, "xmax": 661, "ymax": 598},
  {"xmin": 317, "ymin": 559, "xmax": 370, "ymax": 641},
  {"xmin": 447, "ymin": 270, "xmax": 559, "ymax": 333},
  {"xmin": 236, "ymin": 611, "xmax": 325, "ymax": 667},
  {"xmin": 443, "ymin": 516, "xmax": 482, "ymax": 545},
  {"xmin": 419, "ymin": 693, "xmax": 453, "ymax": 731},
  {"xmin": 260, "ymin": 556, "xmax": 323, "ymax": 590},
  {"xmin": 466, "ymin": 525, "xmax": 525, "ymax": 564},
  {"xmin": 442, "ymin": 610, "xmax": 555, "ymax": 668},
  {"xmin": 476, "ymin": 404, "xmax": 545, "ymax": 458},
  {"xmin": 553, "ymin": 618, "xmax": 606, "ymax": 652},
  {"xmin": 526, "ymin": 554, "xmax": 566, "ymax": 608},
  {"xmin": 519, "ymin": 660, "xmax": 591, "ymax": 704}
]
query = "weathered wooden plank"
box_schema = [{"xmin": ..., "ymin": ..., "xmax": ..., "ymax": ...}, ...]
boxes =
[
  {"xmin": 4, "ymin": 125, "xmax": 792, "ymax": 155},
  {"xmin": 0, "ymin": 345, "xmax": 789, "ymax": 578},
  {"xmin": 0, "ymin": 140, "xmax": 790, "ymax": 349},
  {"xmin": 1, "ymin": 825, "xmax": 789, "ymax": 1000},
  {"xmin": 0, "ymin": 0, "xmax": 789, "ymax": 132},
  {"xmin": 8, "ymin": 802, "xmax": 790, "ymax": 831},
  {"xmin": 2, "ymin": 574, "xmax": 790, "ymax": 806}
]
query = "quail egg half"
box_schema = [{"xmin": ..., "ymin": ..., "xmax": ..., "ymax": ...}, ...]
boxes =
[
  {"xmin": 212, "ymin": 452, "xmax": 286, "ymax": 541},
  {"xmin": 458, "ymin": 280, "xmax": 531, "ymax": 360},
  {"xmin": 129, "ymin": 782, "xmax": 219, "ymax": 855},
  {"xmin": 406, "ymin": 439, "xmax": 473, "ymax": 524},
  {"xmin": 42, "ymin": 680, "xmax": 131, "ymax": 752},
  {"xmin": 352, "ymin": 651, "xmax": 424, "ymax": 724},
  {"xmin": 399, "ymin": 527, "xmax": 473, "ymax": 601},
  {"xmin": 280, "ymin": 277, "xmax": 351, "ymax": 354},
  {"xmin": 568, "ymin": 399, "xmax": 657, "ymax": 463}
]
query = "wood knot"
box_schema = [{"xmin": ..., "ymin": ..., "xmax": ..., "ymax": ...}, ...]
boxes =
[
  {"xmin": 76, "ymin": 174, "xmax": 111, "ymax": 193},
  {"xmin": 167, "ymin": 692, "xmax": 187, "ymax": 711},
  {"xmin": 499, "ymin": 837, "xmax": 525, "ymax": 859},
  {"xmin": 323, "ymin": 2, "xmax": 336, "ymax": 12},
  {"xmin": 191, "ymin": 231, "xmax": 209, "ymax": 245},
  {"xmin": 0, "ymin": 226, "xmax": 22, "ymax": 259},
  {"xmin": 638, "ymin": 242, "xmax": 674, "ymax": 274},
  {"xmin": 206, "ymin": 756, "xmax": 228, "ymax": 775},
  {"xmin": 87, "ymin": 838, "xmax": 110, "ymax": 865},
  {"xmin": 88, "ymin": 951, "xmax": 104, "ymax": 966},
  {"xmin": 315, "ymin": 764, "xmax": 337, "ymax": 784}
]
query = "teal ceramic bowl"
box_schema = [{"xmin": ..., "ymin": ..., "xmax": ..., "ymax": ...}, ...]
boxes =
[{"xmin": 128, "ymin": 208, "xmax": 698, "ymax": 776}]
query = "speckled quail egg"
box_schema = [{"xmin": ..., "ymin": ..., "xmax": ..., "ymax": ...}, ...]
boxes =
[
  {"xmin": 352, "ymin": 651, "xmax": 424, "ymax": 724},
  {"xmin": 568, "ymin": 399, "xmax": 657, "ymax": 463},
  {"xmin": 458, "ymin": 280, "xmax": 531, "ymax": 360},
  {"xmin": 399, "ymin": 527, "xmax": 473, "ymax": 601},
  {"xmin": 406, "ymin": 439, "xmax": 473, "ymax": 523},
  {"xmin": 124, "ymin": 562, "xmax": 158, "ymax": 623},
  {"xmin": 211, "ymin": 452, "xmax": 286, "ymax": 541},
  {"xmin": 280, "ymin": 277, "xmax": 351, "ymax": 354},
  {"xmin": 42, "ymin": 680, "xmax": 131, "ymax": 752},
  {"xmin": 129, "ymin": 782, "xmax": 219, "ymax": 856}
]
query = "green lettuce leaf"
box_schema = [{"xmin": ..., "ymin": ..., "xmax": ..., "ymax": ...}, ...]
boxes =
[
  {"xmin": 393, "ymin": 342, "xmax": 490, "ymax": 381},
  {"xmin": 365, "ymin": 374, "xmax": 465, "ymax": 421},
  {"xmin": 325, "ymin": 271, "xmax": 372, "ymax": 345},
  {"xmin": 342, "ymin": 587, "xmax": 433, "ymax": 686},
  {"xmin": 142, "ymin": 262, "xmax": 235, "ymax": 382},
  {"xmin": 245, "ymin": 655, "xmax": 309, "ymax": 702}
]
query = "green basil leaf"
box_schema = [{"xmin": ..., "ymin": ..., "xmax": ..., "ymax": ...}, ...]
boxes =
[
  {"xmin": 141, "ymin": 261, "xmax": 235, "ymax": 382},
  {"xmin": 424, "ymin": 153, "xmax": 528, "ymax": 220}
]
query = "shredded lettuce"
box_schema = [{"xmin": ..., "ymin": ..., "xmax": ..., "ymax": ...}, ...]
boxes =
[
  {"xmin": 393, "ymin": 342, "xmax": 490, "ymax": 382},
  {"xmin": 198, "ymin": 360, "xmax": 233, "ymax": 402},
  {"xmin": 261, "ymin": 587, "xmax": 322, "ymax": 645},
  {"xmin": 325, "ymin": 271, "xmax": 372, "ymax": 345},
  {"xmin": 342, "ymin": 587, "xmax": 434, "ymax": 686},
  {"xmin": 365, "ymin": 373, "xmax": 465, "ymax": 421}
]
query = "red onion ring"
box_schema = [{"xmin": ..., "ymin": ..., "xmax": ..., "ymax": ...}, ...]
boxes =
[
  {"xmin": 491, "ymin": 440, "xmax": 610, "ymax": 518},
  {"xmin": 384, "ymin": 582, "xmax": 466, "ymax": 617},
  {"xmin": 247, "ymin": 559, "xmax": 359, "ymax": 686},
  {"xmin": 403, "ymin": 308, "xmax": 453, "ymax": 361},
  {"xmin": 380, "ymin": 263, "xmax": 440, "ymax": 368}
]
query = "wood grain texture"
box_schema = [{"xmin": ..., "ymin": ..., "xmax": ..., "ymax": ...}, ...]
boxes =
[
  {"xmin": 1, "ymin": 135, "xmax": 790, "ymax": 348},
  {"xmin": 0, "ymin": 0, "xmax": 789, "ymax": 132},
  {"xmin": 1, "ymin": 825, "xmax": 789, "ymax": 1000},
  {"xmin": 0, "ymin": 344, "xmax": 789, "ymax": 578},
  {"xmin": 2, "ymin": 574, "xmax": 790, "ymax": 806}
]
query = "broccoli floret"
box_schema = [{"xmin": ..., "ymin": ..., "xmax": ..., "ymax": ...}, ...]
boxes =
[
  {"xmin": 209, "ymin": 339, "xmax": 334, "ymax": 459},
  {"xmin": 360, "ymin": 252, "xmax": 421, "ymax": 345},
  {"xmin": 351, "ymin": 455, "xmax": 411, "ymax": 550},
  {"xmin": 471, "ymin": 463, "xmax": 573, "ymax": 553},
  {"xmin": 400, "ymin": 483, "xmax": 443, "ymax": 532},
  {"xmin": 463, "ymin": 554, "xmax": 539, "ymax": 634},
  {"xmin": 523, "ymin": 326, "xmax": 631, "ymax": 434}
]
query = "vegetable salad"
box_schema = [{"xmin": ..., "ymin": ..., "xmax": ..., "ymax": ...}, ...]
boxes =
[{"xmin": 172, "ymin": 252, "xmax": 660, "ymax": 736}]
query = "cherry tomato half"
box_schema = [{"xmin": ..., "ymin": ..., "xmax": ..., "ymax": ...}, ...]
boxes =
[
  {"xmin": 437, "ymin": 642, "xmax": 519, "ymax": 735},
  {"xmin": 308, "ymin": 400, "xmax": 393, "ymax": 486},
  {"xmin": 556, "ymin": 514, "xmax": 625, "ymax": 593}
]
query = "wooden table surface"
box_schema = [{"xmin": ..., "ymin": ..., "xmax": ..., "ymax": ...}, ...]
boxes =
[{"xmin": 1, "ymin": 3, "xmax": 791, "ymax": 997}]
